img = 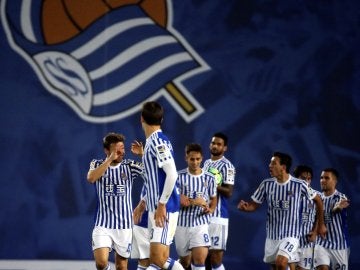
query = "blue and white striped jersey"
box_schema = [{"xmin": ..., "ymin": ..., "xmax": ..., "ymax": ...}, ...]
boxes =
[
  {"xmin": 251, "ymin": 176, "xmax": 317, "ymax": 240},
  {"xmin": 177, "ymin": 169, "xmax": 217, "ymax": 227},
  {"xmin": 203, "ymin": 156, "xmax": 235, "ymax": 219},
  {"xmin": 142, "ymin": 130, "xmax": 180, "ymax": 212},
  {"xmin": 317, "ymin": 190, "xmax": 350, "ymax": 250},
  {"xmin": 299, "ymin": 189, "xmax": 320, "ymax": 248},
  {"xmin": 89, "ymin": 158, "xmax": 143, "ymax": 229}
]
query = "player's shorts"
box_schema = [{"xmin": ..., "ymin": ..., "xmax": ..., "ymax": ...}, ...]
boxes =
[
  {"xmin": 208, "ymin": 217, "xmax": 228, "ymax": 250},
  {"xmin": 314, "ymin": 245, "xmax": 349, "ymax": 269},
  {"xmin": 131, "ymin": 225, "xmax": 150, "ymax": 259},
  {"xmin": 297, "ymin": 244, "xmax": 315, "ymax": 269},
  {"xmin": 92, "ymin": 226, "xmax": 132, "ymax": 258},
  {"xmin": 148, "ymin": 211, "xmax": 178, "ymax": 245},
  {"xmin": 175, "ymin": 224, "xmax": 211, "ymax": 257},
  {"xmin": 264, "ymin": 237, "xmax": 299, "ymax": 264}
]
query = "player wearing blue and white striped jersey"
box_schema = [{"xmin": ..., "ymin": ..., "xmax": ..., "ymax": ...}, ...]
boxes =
[
  {"xmin": 175, "ymin": 143, "xmax": 217, "ymax": 270},
  {"xmin": 293, "ymin": 165, "xmax": 319, "ymax": 270},
  {"xmin": 315, "ymin": 168, "xmax": 350, "ymax": 270},
  {"xmin": 87, "ymin": 132, "xmax": 144, "ymax": 270},
  {"xmin": 140, "ymin": 101, "xmax": 184, "ymax": 270},
  {"xmin": 203, "ymin": 132, "xmax": 235, "ymax": 270},
  {"xmin": 238, "ymin": 152, "xmax": 327, "ymax": 270}
]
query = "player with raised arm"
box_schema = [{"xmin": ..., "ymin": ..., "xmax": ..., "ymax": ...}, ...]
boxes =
[{"xmin": 87, "ymin": 132, "xmax": 144, "ymax": 270}]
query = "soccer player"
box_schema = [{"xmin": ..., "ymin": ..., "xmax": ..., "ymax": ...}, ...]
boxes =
[
  {"xmin": 140, "ymin": 101, "xmax": 184, "ymax": 270},
  {"xmin": 315, "ymin": 168, "xmax": 350, "ymax": 270},
  {"xmin": 175, "ymin": 143, "xmax": 217, "ymax": 270},
  {"xmin": 203, "ymin": 132, "xmax": 236, "ymax": 270},
  {"xmin": 237, "ymin": 152, "xmax": 327, "ymax": 270},
  {"xmin": 293, "ymin": 165, "xmax": 318, "ymax": 270},
  {"xmin": 87, "ymin": 132, "xmax": 144, "ymax": 270}
]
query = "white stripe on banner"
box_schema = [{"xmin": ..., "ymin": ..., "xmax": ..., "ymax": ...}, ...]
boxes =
[
  {"xmin": 93, "ymin": 52, "xmax": 193, "ymax": 106},
  {"xmin": 72, "ymin": 18, "xmax": 154, "ymax": 59}
]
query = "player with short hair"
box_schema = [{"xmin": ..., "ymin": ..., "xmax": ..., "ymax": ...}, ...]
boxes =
[
  {"xmin": 87, "ymin": 132, "xmax": 144, "ymax": 270},
  {"xmin": 140, "ymin": 101, "xmax": 184, "ymax": 270},
  {"xmin": 203, "ymin": 132, "xmax": 236, "ymax": 270},
  {"xmin": 238, "ymin": 152, "xmax": 327, "ymax": 270},
  {"xmin": 315, "ymin": 168, "xmax": 350, "ymax": 270},
  {"xmin": 293, "ymin": 165, "xmax": 318, "ymax": 270},
  {"xmin": 175, "ymin": 143, "xmax": 217, "ymax": 270}
]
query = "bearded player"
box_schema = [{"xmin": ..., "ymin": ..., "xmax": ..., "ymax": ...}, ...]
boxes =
[{"xmin": 203, "ymin": 132, "xmax": 236, "ymax": 270}]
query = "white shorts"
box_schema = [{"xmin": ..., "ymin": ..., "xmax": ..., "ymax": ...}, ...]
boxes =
[
  {"xmin": 92, "ymin": 226, "xmax": 132, "ymax": 258},
  {"xmin": 264, "ymin": 237, "xmax": 299, "ymax": 264},
  {"xmin": 297, "ymin": 245, "xmax": 315, "ymax": 269},
  {"xmin": 208, "ymin": 221, "xmax": 228, "ymax": 250},
  {"xmin": 131, "ymin": 225, "xmax": 150, "ymax": 259},
  {"xmin": 148, "ymin": 211, "xmax": 178, "ymax": 245},
  {"xmin": 314, "ymin": 245, "xmax": 349, "ymax": 269},
  {"xmin": 175, "ymin": 224, "xmax": 211, "ymax": 257}
]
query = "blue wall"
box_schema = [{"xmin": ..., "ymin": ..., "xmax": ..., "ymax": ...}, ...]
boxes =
[{"xmin": 0, "ymin": 1, "xmax": 359, "ymax": 269}]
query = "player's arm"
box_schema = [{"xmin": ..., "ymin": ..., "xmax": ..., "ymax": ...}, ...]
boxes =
[
  {"xmin": 155, "ymin": 160, "xmax": 178, "ymax": 227},
  {"xmin": 332, "ymin": 198, "xmax": 350, "ymax": 213},
  {"xmin": 203, "ymin": 195, "xmax": 217, "ymax": 214},
  {"xmin": 312, "ymin": 194, "xmax": 327, "ymax": 238},
  {"xmin": 237, "ymin": 199, "xmax": 260, "ymax": 212},
  {"xmin": 217, "ymin": 183, "xmax": 233, "ymax": 198},
  {"xmin": 87, "ymin": 151, "xmax": 116, "ymax": 183},
  {"xmin": 133, "ymin": 198, "xmax": 146, "ymax": 225}
]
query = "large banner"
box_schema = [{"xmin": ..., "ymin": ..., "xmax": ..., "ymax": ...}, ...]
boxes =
[{"xmin": 1, "ymin": 1, "xmax": 359, "ymax": 269}]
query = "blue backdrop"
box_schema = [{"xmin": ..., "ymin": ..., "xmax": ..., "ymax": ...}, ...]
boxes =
[{"xmin": 0, "ymin": 1, "xmax": 359, "ymax": 269}]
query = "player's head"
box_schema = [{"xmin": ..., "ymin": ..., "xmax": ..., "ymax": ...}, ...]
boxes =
[
  {"xmin": 141, "ymin": 101, "xmax": 164, "ymax": 126},
  {"xmin": 103, "ymin": 132, "xmax": 125, "ymax": 149},
  {"xmin": 103, "ymin": 132, "xmax": 126, "ymax": 162},
  {"xmin": 209, "ymin": 132, "xmax": 228, "ymax": 158},
  {"xmin": 320, "ymin": 167, "xmax": 339, "ymax": 193},
  {"xmin": 293, "ymin": 165, "xmax": 313, "ymax": 185},
  {"xmin": 272, "ymin": 152, "xmax": 292, "ymax": 173},
  {"xmin": 185, "ymin": 143, "xmax": 203, "ymax": 173}
]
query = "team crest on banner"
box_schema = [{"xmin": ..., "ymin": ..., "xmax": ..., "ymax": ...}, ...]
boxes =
[{"xmin": 1, "ymin": 0, "xmax": 209, "ymax": 123}]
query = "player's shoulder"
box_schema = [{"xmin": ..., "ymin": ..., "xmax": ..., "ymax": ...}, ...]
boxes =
[
  {"xmin": 177, "ymin": 168, "xmax": 188, "ymax": 176},
  {"xmin": 334, "ymin": 190, "xmax": 348, "ymax": 200},
  {"xmin": 90, "ymin": 158, "xmax": 104, "ymax": 165}
]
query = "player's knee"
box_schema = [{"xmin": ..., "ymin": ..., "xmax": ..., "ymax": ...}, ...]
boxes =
[
  {"xmin": 95, "ymin": 261, "xmax": 109, "ymax": 270},
  {"xmin": 275, "ymin": 256, "xmax": 288, "ymax": 270}
]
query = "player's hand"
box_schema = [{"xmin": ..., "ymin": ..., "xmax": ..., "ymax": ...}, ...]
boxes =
[
  {"xmin": 155, "ymin": 202, "xmax": 167, "ymax": 227},
  {"xmin": 307, "ymin": 231, "xmax": 317, "ymax": 243},
  {"xmin": 180, "ymin": 194, "xmax": 191, "ymax": 207},
  {"xmin": 189, "ymin": 197, "xmax": 207, "ymax": 208},
  {"xmin": 133, "ymin": 200, "xmax": 145, "ymax": 225},
  {"xmin": 237, "ymin": 200, "xmax": 248, "ymax": 211},
  {"xmin": 131, "ymin": 140, "xmax": 144, "ymax": 156}
]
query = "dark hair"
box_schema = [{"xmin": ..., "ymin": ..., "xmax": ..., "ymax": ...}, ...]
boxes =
[
  {"xmin": 273, "ymin": 151, "xmax": 292, "ymax": 173},
  {"xmin": 322, "ymin": 167, "xmax": 339, "ymax": 180},
  {"xmin": 185, "ymin": 143, "xmax": 203, "ymax": 155},
  {"xmin": 213, "ymin": 132, "xmax": 228, "ymax": 146},
  {"xmin": 293, "ymin": 165, "xmax": 313, "ymax": 178},
  {"xmin": 103, "ymin": 132, "xmax": 125, "ymax": 150},
  {"xmin": 141, "ymin": 101, "xmax": 163, "ymax": 125}
]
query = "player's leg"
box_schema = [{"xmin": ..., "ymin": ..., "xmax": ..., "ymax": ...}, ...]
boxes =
[
  {"xmin": 208, "ymin": 223, "xmax": 227, "ymax": 270},
  {"xmin": 147, "ymin": 211, "xmax": 184, "ymax": 270},
  {"xmin": 92, "ymin": 226, "xmax": 113, "ymax": 270},
  {"xmin": 94, "ymin": 248, "xmax": 111, "ymax": 270},
  {"xmin": 276, "ymin": 237, "xmax": 299, "ymax": 270},
  {"xmin": 112, "ymin": 228, "xmax": 132, "ymax": 270}
]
